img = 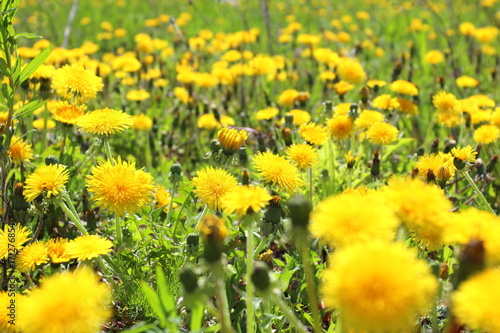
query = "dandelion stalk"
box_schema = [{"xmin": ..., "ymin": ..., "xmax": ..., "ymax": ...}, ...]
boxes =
[
  {"xmin": 245, "ymin": 214, "xmax": 256, "ymax": 333},
  {"xmin": 460, "ymin": 170, "xmax": 495, "ymax": 215},
  {"xmin": 194, "ymin": 204, "xmax": 208, "ymax": 230},
  {"xmin": 298, "ymin": 236, "xmax": 322, "ymax": 333},
  {"xmin": 103, "ymin": 138, "xmax": 114, "ymax": 162},
  {"xmin": 215, "ymin": 269, "xmax": 234, "ymax": 333},
  {"xmin": 269, "ymin": 291, "xmax": 308, "ymax": 333},
  {"xmin": 115, "ymin": 216, "xmax": 123, "ymax": 247},
  {"xmin": 60, "ymin": 194, "xmax": 88, "ymax": 235}
]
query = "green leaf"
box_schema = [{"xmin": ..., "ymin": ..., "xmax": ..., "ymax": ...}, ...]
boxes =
[
  {"xmin": 122, "ymin": 322, "xmax": 157, "ymax": 333},
  {"xmin": 14, "ymin": 32, "xmax": 42, "ymax": 39},
  {"xmin": 381, "ymin": 138, "xmax": 414, "ymax": 162},
  {"xmin": 155, "ymin": 265, "xmax": 176, "ymax": 315},
  {"xmin": 17, "ymin": 46, "xmax": 51, "ymax": 84},
  {"xmin": 0, "ymin": 57, "xmax": 9, "ymax": 76},
  {"xmin": 13, "ymin": 98, "xmax": 46, "ymax": 118},
  {"xmin": 140, "ymin": 281, "xmax": 168, "ymax": 327}
]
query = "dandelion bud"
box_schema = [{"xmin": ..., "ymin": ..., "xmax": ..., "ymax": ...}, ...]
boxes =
[
  {"xmin": 486, "ymin": 155, "xmax": 498, "ymax": 174},
  {"xmin": 391, "ymin": 61, "xmax": 403, "ymax": 81},
  {"xmin": 455, "ymin": 240, "xmax": 485, "ymax": 288},
  {"xmin": 199, "ymin": 214, "xmax": 228, "ymax": 263},
  {"xmin": 218, "ymin": 127, "xmax": 249, "ymax": 156},
  {"xmin": 287, "ymin": 194, "xmax": 311, "ymax": 230},
  {"xmin": 13, "ymin": 182, "xmax": 29, "ymax": 211},
  {"xmin": 258, "ymin": 249, "xmax": 274, "ymax": 268},
  {"xmin": 295, "ymin": 91, "xmax": 310, "ymax": 105},
  {"xmin": 348, "ymin": 103, "xmax": 359, "ymax": 120},
  {"xmin": 251, "ymin": 261, "xmax": 271, "ymax": 292},
  {"xmin": 264, "ymin": 195, "xmax": 282, "ymax": 226},
  {"xmin": 359, "ymin": 86, "xmax": 370, "ymax": 104},
  {"xmin": 426, "ymin": 169, "xmax": 436, "ymax": 184},
  {"xmin": 180, "ymin": 266, "xmax": 198, "ymax": 293},
  {"xmin": 491, "ymin": 67, "xmax": 496, "ymax": 80},
  {"xmin": 453, "ymin": 157, "xmax": 466, "ymax": 170},
  {"xmin": 284, "ymin": 114, "xmax": 294, "ymax": 128},
  {"xmin": 475, "ymin": 158, "xmax": 485, "ymax": 176},
  {"xmin": 417, "ymin": 146, "xmax": 425, "ymax": 156},
  {"xmin": 281, "ymin": 127, "xmax": 293, "ymax": 146},
  {"xmin": 439, "ymin": 262, "xmax": 449, "ymax": 280},
  {"xmin": 45, "ymin": 155, "xmax": 59, "ymax": 165},
  {"xmin": 437, "ymin": 76, "xmax": 445, "ymax": 89},
  {"xmin": 323, "ymin": 101, "xmax": 333, "ymax": 116},
  {"xmin": 431, "ymin": 139, "xmax": 440, "ymax": 154},
  {"xmin": 437, "ymin": 166, "xmax": 452, "ymax": 188},
  {"xmin": 169, "ymin": 163, "xmax": 182, "ymax": 184},
  {"xmin": 370, "ymin": 151, "xmax": 380, "ymax": 177}
]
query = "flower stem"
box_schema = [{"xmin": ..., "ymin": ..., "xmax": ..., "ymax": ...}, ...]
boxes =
[
  {"xmin": 461, "ymin": 170, "xmax": 496, "ymax": 215},
  {"xmin": 269, "ymin": 292, "xmax": 308, "ymax": 333},
  {"xmin": 103, "ymin": 138, "xmax": 113, "ymax": 162},
  {"xmin": 215, "ymin": 269, "xmax": 234, "ymax": 333},
  {"xmin": 115, "ymin": 216, "xmax": 123, "ymax": 247},
  {"xmin": 298, "ymin": 239, "xmax": 322, "ymax": 333},
  {"xmin": 61, "ymin": 194, "xmax": 88, "ymax": 235},
  {"xmin": 308, "ymin": 168, "xmax": 313, "ymax": 204},
  {"xmin": 194, "ymin": 204, "xmax": 208, "ymax": 230},
  {"xmin": 246, "ymin": 216, "xmax": 255, "ymax": 333}
]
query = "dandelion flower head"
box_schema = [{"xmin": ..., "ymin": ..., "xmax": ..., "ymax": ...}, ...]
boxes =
[
  {"xmin": 86, "ymin": 157, "xmax": 155, "ymax": 217},
  {"xmin": 66, "ymin": 235, "xmax": 113, "ymax": 261},
  {"xmin": 285, "ymin": 143, "xmax": 319, "ymax": 171},
  {"xmin": 49, "ymin": 101, "xmax": 86, "ymax": 125},
  {"xmin": 253, "ymin": 151, "xmax": 304, "ymax": 193},
  {"xmin": 24, "ymin": 164, "xmax": 69, "ymax": 202},
  {"xmin": 366, "ymin": 122, "xmax": 399, "ymax": 145},
  {"xmin": 221, "ymin": 185, "xmax": 272, "ymax": 216},
  {"xmin": 298, "ymin": 122, "xmax": 330, "ymax": 146},
  {"xmin": 51, "ymin": 64, "xmax": 103, "ymax": 103},
  {"xmin": 16, "ymin": 241, "xmax": 49, "ymax": 273},
  {"xmin": 191, "ymin": 167, "xmax": 238, "ymax": 210},
  {"xmin": 77, "ymin": 108, "xmax": 133, "ymax": 136},
  {"xmin": 47, "ymin": 238, "xmax": 71, "ymax": 264},
  {"xmin": 8, "ymin": 135, "xmax": 34, "ymax": 164},
  {"xmin": 390, "ymin": 80, "xmax": 418, "ymax": 96},
  {"xmin": 0, "ymin": 224, "xmax": 31, "ymax": 259},
  {"xmin": 321, "ymin": 241, "xmax": 437, "ymax": 332}
]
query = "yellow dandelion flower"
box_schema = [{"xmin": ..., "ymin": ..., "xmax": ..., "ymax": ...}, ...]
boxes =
[
  {"xmin": 217, "ymin": 127, "xmax": 249, "ymax": 155},
  {"xmin": 396, "ymin": 97, "xmax": 419, "ymax": 116},
  {"xmin": 326, "ymin": 115, "xmax": 355, "ymax": 140},
  {"xmin": 415, "ymin": 153, "xmax": 455, "ymax": 182},
  {"xmin": 445, "ymin": 207, "xmax": 500, "ymax": 266},
  {"xmin": 47, "ymin": 238, "xmax": 71, "ymax": 263},
  {"xmin": 32, "ymin": 118, "xmax": 56, "ymax": 130},
  {"xmin": 174, "ymin": 87, "xmax": 193, "ymax": 104},
  {"xmin": 18, "ymin": 268, "xmax": 111, "ymax": 333},
  {"xmin": 8, "ymin": 135, "xmax": 33, "ymax": 164},
  {"xmin": 456, "ymin": 75, "xmax": 479, "ymax": 88},
  {"xmin": 321, "ymin": 241, "xmax": 437, "ymax": 332},
  {"xmin": 473, "ymin": 124, "xmax": 500, "ymax": 144},
  {"xmin": 355, "ymin": 110, "xmax": 384, "ymax": 130},
  {"xmin": 155, "ymin": 185, "xmax": 178, "ymax": 213},
  {"xmin": 49, "ymin": 101, "xmax": 86, "ymax": 125},
  {"xmin": 373, "ymin": 94, "xmax": 400, "ymax": 111},
  {"xmin": 51, "ymin": 64, "xmax": 103, "ymax": 103},
  {"xmin": 366, "ymin": 122, "xmax": 398, "ymax": 145},
  {"xmin": 390, "ymin": 80, "xmax": 418, "ymax": 96},
  {"xmin": 344, "ymin": 150, "xmax": 361, "ymax": 168},
  {"xmin": 197, "ymin": 113, "xmax": 221, "ymax": 130},
  {"xmin": 284, "ymin": 109, "xmax": 311, "ymax": 126},
  {"xmin": 277, "ymin": 89, "xmax": 299, "ymax": 107},
  {"xmin": 298, "ymin": 122, "xmax": 330, "ymax": 146},
  {"xmin": 256, "ymin": 107, "xmax": 279, "ymax": 120},
  {"xmin": 191, "ymin": 167, "xmax": 238, "ymax": 210},
  {"xmin": 126, "ymin": 89, "xmax": 151, "ymax": 101},
  {"xmin": 366, "ymin": 79, "xmax": 387, "ymax": 89},
  {"xmin": 253, "ymin": 151, "xmax": 304, "ymax": 193},
  {"xmin": 86, "ymin": 157, "xmax": 155, "ymax": 217},
  {"xmin": 310, "ymin": 192, "xmax": 399, "ymax": 248},
  {"xmin": 433, "ymin": 91, "xmax": 460, "ymax": 113},
  {"xmin": 468, "ymin": 94, "xmax": 495, "ymax": 108},
  {"xmin": 424, "ymin": 50, "xmax": 445, "ymax": 64},
  {"xmin": 333, "ymin": 80, "xmax": 354, "ymax": 96},
  {"xmin": 24, "ymin": 164, "xmax": 69, "ymax": 202},
  {"xmin": 77, "ymin": 108, "xmax": 132, "ymax": 136},
  {"xmin": 451, "ymin": 145, "xmax": 478, "ymax": 164},
  {"xmin": 221, "ymin": 185, "xmax": 272, "ymax": 216},
  {"xmin": 66, "ymin": 235, "xmax": 113, "ymax": 261},
  {"xmin": 0, "ymin": 224, "xmax": 31, "ymax": 259},
  {"xmin": 16, "ymin": 241, "xmax": 49, "ymax": 273},
  {"xmin": 131, "ymin": 113, "xmax": 153, "ymax": 131},
  {"xmin": 285, "ymin": 143, "xmax": 319, "ymax": 171},
  {"xmin": 382, "ymin": 176, "xmax": 453, "ymax": 250},
  {"xmin": 336, "ymin": 58, "xmax": 366, "ymax": 84},
  {"xmin": 453, "ymin": 268, "xmax": 500, "ymax": 332}
]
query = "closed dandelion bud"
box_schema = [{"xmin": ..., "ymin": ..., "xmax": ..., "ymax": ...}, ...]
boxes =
[
  {"xmin": 210, "ymin": 139, "xmax": 222, "ymax": 153},
  {"xmin": 417, "ymin": 146, "xmax": 425, "ymax": 156},
  {"xmin": 258, "ymin": 249, "xmax": 274, "ymax": 269},
  {"xmin": 455, "ymin": 240, "xmax": 485, "ymax": 287},
  {"xmin": 296, "ymin": 91, "xmax": 310, "ymax": 105},
  {"xmin": 180, "ymin": 266, "xmax": 198, "ymax": 293},
  {"xmin": 486, "ymin": 155, "xmax": 498, "ymax": 174},
  {"xmin": 443, "ymin": 140, "xmax": 456, "ymax": 154},
  {"xmin": 251, "ymin": 261, "xmax": 271, "ymax": 292},
  {"xmin": 437, "ymin": 76, "xmax": 445, "ymax": 89},
  {"xmin": 475, "ymin": 158, "xmax": 486, "ymax": 176},
  {"xmin": 348, "ymin": 103, "xmax": 359, "ymax": 120},
  {"xmin": 431, "ymin": 139, "xmax": 440, "ymax": 154},
  {"xmin": 287, "ymin": 194, "xmax": 312, "ymax": 230},
  {"xmin": 453, "ymin": 157, "xmax": 466, "ymax": 170},
  {"xmin": 284, "ymin": 114, "xmax": 294, "ymax": 128},
  {"xmin": 491, "ymin": 67, "xmax": 496, "ymax": 80},
  {"xmin": 281, "ymin": 127, "xmax": 293, "ymax": 146},
  {"xmin": 45, "ymin": 155, "xmax": 59, "ymax": 165},
  {"xmin": 199, "ymin": 214, "xmax": 228, "ymax": 263},
  {"xmin": 169, "ymin": 163, "xmax": 182, "ymax": 184},
  {"xmin": 13, "ymin": 182, "xmax": 29, "ymax": 211},
  {"xmin": 323, "ymin": 101, "xmax": 333, "ymax": 116},
  {"xmin": 187, "ymin": 233, "xmax": 199, "ymax": 249},
  {"xmin": 426, "ymin": 169, "xmax": 436, "ymax": 184},
  {"xmin": 439, "ymin": 262, "xmax": 449, "ymax": 280},
  {"xmin": 437, "ymin": 166, "xmax": 452, "ymax": 188},
  {"xmin": 264, "ymin": 195, "xmax": 282, "ymax": 225},
  {"xmin": 370, "ymin": 151, "xmax": 380, "ymax": 177},
  {"xmin": 391, "ymin": 61, "xmax": 403, "ymax": 81},
  {"xmin": 464, "ymin": 112, "xmax": 472, "ymax": 128},
  {"xmin": 359, "ymin": 86, "xmax": 370, "ymax": 104}
]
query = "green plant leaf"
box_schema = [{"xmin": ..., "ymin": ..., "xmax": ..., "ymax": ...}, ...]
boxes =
[
  {"xmin": 155, "ymin": 265, "xmax": 176, "ymax": 315},
  {"xmin": 13, "ymin": 98, "xmax": 46, "ymax": 118},
  {"xmin": 140, "ymin": 281, "xmax": 168, "ymax": 327},
  {"xmin": 14, "ymin": 32, "xmax": 42, "ymax": 39},
  {"xmin": 17, "ymin": 46, "xmax": 51, "ymax": 84}
]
